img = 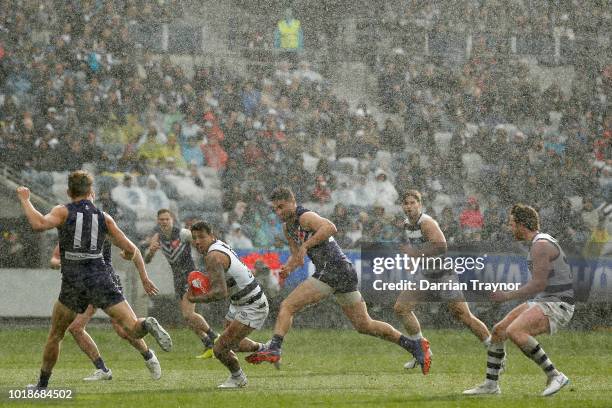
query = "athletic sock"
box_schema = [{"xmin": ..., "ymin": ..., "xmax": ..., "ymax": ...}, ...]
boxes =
[
  {"xmin": 520, "ymin": 336, "xmax": 559, "ymax": 378},
  {"xmin": 37, "ymin": 370, "xmax": 51, "ymax": 388},
  {"xmin": 406, "ymin": 331, "xmax": 423, "ymax": 341},
  {"xmin": 269, "ymin": 334, "xmax": 284, "ymax": 350},
  {"xmin": 398, "ymin": 334, "xmax": 416, "ymax": 353},
  {"xmin": 142, "ymin": 349, "xmax": 154, "ymax": 361},
  {"xmin": 201, "ymin": 335, "xmax": 213, "ymax": 348},
  {"xmin": 207, "ymin": 329, "xmax": 218, "ymax": 342},
  {"xmin": 93, "ymin": 357, "xmax": 109, "ymax": 372},
  {"xmin": 231, "ymin": 368, "xmax": 244, "ymax": 378},
  {"xmin": 485, "ymin": 342, "xmax": 505, "ymax": 385},
  {"xmin": 483, "ymin": 335, "xmax": 492, "ymax": 348}
]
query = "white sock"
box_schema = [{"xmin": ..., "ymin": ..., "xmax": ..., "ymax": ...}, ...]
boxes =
[
  {"xmin": 483, "ymin": 335, "xmax": 492, "ymax": 348},
  {"xmin": 231, "ymin": 368, "xmax": 244, "ymax": 378},
  {"xmin": 407, "ymin": 332, "xmax": 423, "ymax": 341}
]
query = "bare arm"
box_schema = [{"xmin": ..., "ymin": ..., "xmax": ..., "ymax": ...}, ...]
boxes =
[
  {"xmin": 280, "ymin": 223, "xmax": 305, "ymax": 277},
  {"xmin": 493, "ymin": 240, "xmax": 553, "ymax": 302},
  {"xmin": 17, "ymin": 187, "xmax": 67, "ymax": 231},
  {"xmin": 187, "ymin": 252, "xmax": 229, "ymax": 303},
  {"xmin": 299, "ymin": 211, "xmax": 338, "ymax": 251},
  {"xmin": 419, "ymin": 218, "xmax": 448, "ymax": 256},
  {"xmin": 144, "ymin": 233, "xmax": 160, "ymax": 263},
  {"xmin": 106, "ymin": 213, "xmax": 159, "ymax": 296},
  {"xmin": 50, "ymin": 244, "xmax": 61, "ymax": 269}
]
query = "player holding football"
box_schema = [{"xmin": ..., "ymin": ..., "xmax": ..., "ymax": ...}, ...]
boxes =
[
  {"xmin": 246, "ymin": 187, "xmax": 430, "ymax": 373},
  {"xmin": 50, "ymin": 242, "xmax": 162, "ymax": 381},
  {"xmin": 464, "ymin": 204, "xmax": 574, "ymax": 396},
  {"xmin": 144, "ymin": 209, "xmax": 218, "ymax": 358},
  {"xmin": 395, "ymin": 190, "xmax": 491, "ymax": 371},
  {"xmin": 17, "ymin": 170, "xmax": 172, "ymax": 389},
  {"xmin": 187, "ymin": 221, "xmax": 268, "ymax": 388}
]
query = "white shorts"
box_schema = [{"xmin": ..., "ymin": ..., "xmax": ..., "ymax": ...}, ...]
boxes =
[
  {"xmin": 225, "ymin": 299, "xmax": 269, "ymax": 330},
  {"xmin": 528, "ymin": 300, "xmax": 574, "ymax": 335}
]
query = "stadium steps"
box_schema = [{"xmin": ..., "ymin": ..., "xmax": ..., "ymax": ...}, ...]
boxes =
[{"xmin": 0, "ymin": 165, "xmax": 57, "ymax": 211}]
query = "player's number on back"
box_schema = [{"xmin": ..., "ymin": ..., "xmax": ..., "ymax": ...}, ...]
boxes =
[{"xmin": 73, "ymin": 212, "xmax": 99, "ymax": 251}]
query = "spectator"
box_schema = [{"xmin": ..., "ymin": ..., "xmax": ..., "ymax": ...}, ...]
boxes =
[
  {"xmin": 274, "ymin": 8, "xmax": 304, "ymax": 54},
  {"xmin": 225, "ymin": 223, "xmax": 254, "ymax": 249},
  {"xmin": 459, "ymin": 196, "xmax": 484, "ymax": 241},
  {"xmin": 368, "ymin": 169, "xmax": 399, "ymax": 209},
  {"xmin": 111, "ymin": 173, "xmax": 147, "ymax": 215}
]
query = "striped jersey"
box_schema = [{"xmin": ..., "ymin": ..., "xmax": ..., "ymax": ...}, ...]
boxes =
[
  {"xmin": 207, "ymin": 240, "xmax": 266, "ymax": 307},
  {"xmin": 528, "ymin": 232, "xmax": 574, "ymax": 304},
  {"xmin": 403, "ymin": 213, "xmax": 434, "ymax": 246},
  {"xmin": 154, "ymin": 225, "xmax": 195, "ymax": 274},
  {"xmin": 58, "ymin": 199, "xmax": 107, "ymax": 274}
]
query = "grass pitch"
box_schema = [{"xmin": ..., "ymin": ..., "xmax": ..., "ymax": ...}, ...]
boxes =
[{"xmin": 0, "ymin": 327, "xmax": 610, "ymax": 407}]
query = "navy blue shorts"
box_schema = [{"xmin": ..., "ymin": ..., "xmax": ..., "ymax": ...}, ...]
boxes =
[
  {"xmin": 313, "ymin": 261, "xmax": 359, "ymax": 294},
  {"xmin": 59, "ymin": 268, "xmax": 125, "ymax": 314},
  {"xmin": 172, "ymin": 268, "xmax": 189, "ymax": 300}
]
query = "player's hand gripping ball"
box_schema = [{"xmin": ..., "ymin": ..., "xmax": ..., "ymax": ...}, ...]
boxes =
[{"xmin": 188, "ymin": 271, "xmax": 210, "ymax": 295}]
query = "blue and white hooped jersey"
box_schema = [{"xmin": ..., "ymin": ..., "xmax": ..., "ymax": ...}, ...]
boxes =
[{"xmin": 207, "ymin": 240, "xmax": 266, "ymax": 307}]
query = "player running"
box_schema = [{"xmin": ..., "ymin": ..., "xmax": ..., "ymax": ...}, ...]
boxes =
[
  {"xmin": 144, "ymin": 209, "xmax": 218, "ymax": 358},
  {"xmin": 464, "ymin": 204, "xmax": 574, "ymax": 396},
  {"xmin": 50, "ymin": 241, "xmax": 162, "ymax": 381},
  {"xmin": 17, "ymin": 170, "xmax": 172, "ymax": 390},
  {"xmin": 395, "ymin": 190, "xmax": 491, "ymax": 371},
  {"xmin": 245, "ymin": 187, "xmax": 430, "ymax": 373},
  {"xmin": 187, "ymin": 221, "xmax": 268, "ymax": 388}
]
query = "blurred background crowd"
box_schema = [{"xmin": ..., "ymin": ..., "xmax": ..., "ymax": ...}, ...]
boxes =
[{"xmin": 0, "ymin": 0, "xmax": 610, "ymax": 267}]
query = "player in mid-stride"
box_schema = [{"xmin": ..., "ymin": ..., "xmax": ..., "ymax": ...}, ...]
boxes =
[
  {"xmin": 245, "ymin": 187, "xmax": 430, "ymax": 373},
  {"xmin": 464, "ymin": 204, "xmax": 574, "ymax": 396},
  {"xmin": 187, "ymin": 221, "xmax": 268, "ymax": 388},
  {"xmin": 50, "ymin": 241, "xmax": 162, "ymax": 381},
  {"xmin": 395, "ymin": 190, "xmax": 491, "ymax": 371},
  {"xmin": 17, "ymin": 170, "xmax": 172, "ymax": 389},
  {"xmin": 144, "ymin": 209, "xmax": 218, "ymax": 358}
]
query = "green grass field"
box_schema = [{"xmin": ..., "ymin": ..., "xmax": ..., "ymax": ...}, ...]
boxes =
[{"xmin": 0, "ymin": 327, "xmax": 610, "ymax": 407}]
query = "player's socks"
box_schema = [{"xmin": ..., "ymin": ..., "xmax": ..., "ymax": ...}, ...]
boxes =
[
  {"xmin": 207, "ymin": 329, "xmax": 218, "ymax": 343},
  {"xmin": 37, "ymin": 370, "xmax": 51, "ymax": 388},
  {"xmin": 269, "ymin": 334, "xmax": 284, "ymax": 350},
  {"xmin": 142, "ymin": 349, "xmax": 154, "ymax": 361},
  {"xmin": 406, "ymin": 332, "xmax": 423, "ymax": 341},
  {"xmin": 231, "ymin": 368, "xmax": 245, "ymax": 379},
  {"xmin": 483, "ymin": 335, "xmax": 492, "ymax": 348},
  {"xmin": 399, "ymin": 334, "xmax": 417, "ymax": 352},
  {"xmin": 520, "ymin": 336, "xmax": 559, "ymax": 379},
  {"xmin": 93, "ymin": 357, "xmax": 109, "ymax": 373},
  {"xmin": 485, "ymin": 342, "xmax": 505, "ymax": 385}
]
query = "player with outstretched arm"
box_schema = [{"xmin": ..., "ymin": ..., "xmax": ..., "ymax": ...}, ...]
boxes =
[{"xmin": 17, "ymin": 170, "xmax": 172, "ymax": 390}]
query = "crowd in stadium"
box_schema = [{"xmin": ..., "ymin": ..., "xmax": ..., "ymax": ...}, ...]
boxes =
[{"xmin": 0, "ymin": 0, "xmax": 610, "ymax": 261}]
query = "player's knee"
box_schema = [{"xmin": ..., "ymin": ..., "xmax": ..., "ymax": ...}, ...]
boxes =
[
  {"xmin": 449, "ymin": 304, "xmax": 469, "ymax": 321},
  {"xmin": 68, "ymin": 323, "xmax": 84, "ymax": 336},
  {"xmin": 49, "ymin": 329, "xmax": 67, "ymax": 343},
  {"xmin": 393, "ymin": 301, "xmax": 412, "ymax": 317},
  {"xmin": 279, "ymin": 299, "xmax": 299, "ymax": 315},
  {"xmin": 213, "ymin": 340, "xmax": 229, "ymax": 358},
  {"xmin": 505, "ymin": 323, "xmax": 523, "ymax": 344},
  {"xmin": 352, "ymin": 318, "xmax": 372, "ymax": 335},
  {"xmin": 491, "ymin": 323, "xmax": 506, "ymax": 342}
]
